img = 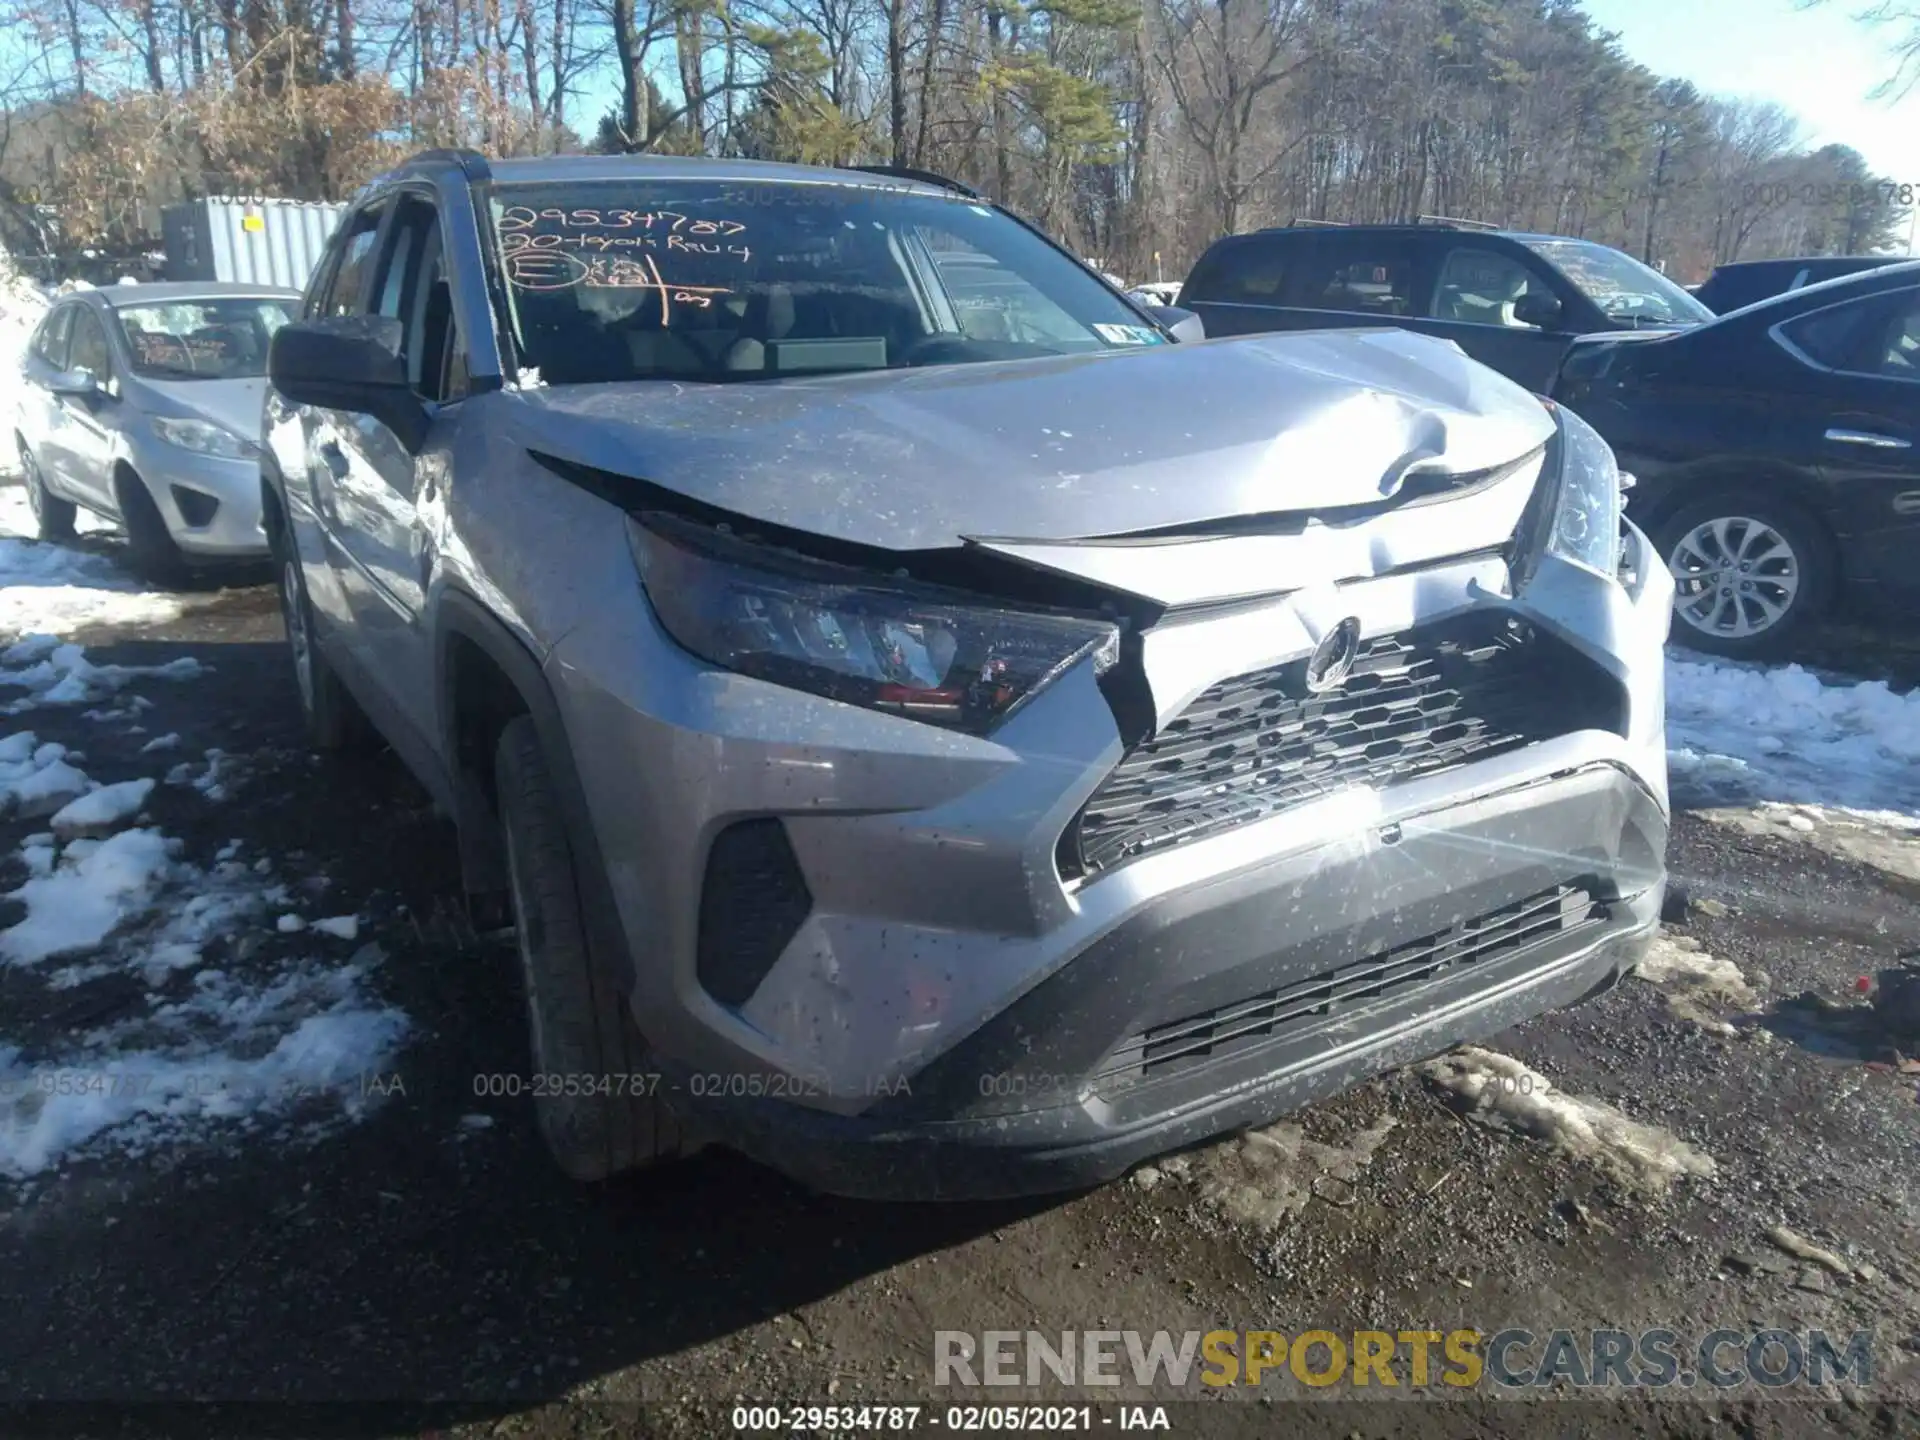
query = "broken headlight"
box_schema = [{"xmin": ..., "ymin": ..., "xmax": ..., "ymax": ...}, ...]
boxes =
[
  {"xmin": 1545, "ymin": 405, "xmax": 1624, "ymax": 581},
  {"xmin": 629, "ymin": 513, "xmax": 1120, "ymax": 737}
]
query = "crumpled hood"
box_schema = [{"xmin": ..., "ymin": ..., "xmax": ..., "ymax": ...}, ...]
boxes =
[{"xmin": 507, "ymin": 328, "xmax": 1556, "ymax": 552}]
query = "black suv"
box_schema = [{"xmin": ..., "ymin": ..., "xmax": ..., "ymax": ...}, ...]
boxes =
[
  {"xmin": 1180, "ymin": 220, "xmax": 1713, "ymax": 391},
  {"xmin": 1692, "ymin": 256, "xmax": 1902, "ymax": 315}
]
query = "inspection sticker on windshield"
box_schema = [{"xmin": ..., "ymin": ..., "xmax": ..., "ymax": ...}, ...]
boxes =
[{"xmin": 1095, "ymin": 323, "xmax": 1165, "ymax": 346}]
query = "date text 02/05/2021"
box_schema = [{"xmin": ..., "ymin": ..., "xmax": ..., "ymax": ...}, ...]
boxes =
[{"xmin": 730, "ymin": 1405, "xmax": 1173, "ymax": 1432}]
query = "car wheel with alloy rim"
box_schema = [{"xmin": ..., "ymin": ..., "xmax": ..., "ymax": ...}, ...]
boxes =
[
  {"xmin": 19, "ymin": 444, "xmax": 76, "ymax": 541},
  {"xmin": 1654, "ymin": 493, "xmax": 1831, "ymax": 659}
]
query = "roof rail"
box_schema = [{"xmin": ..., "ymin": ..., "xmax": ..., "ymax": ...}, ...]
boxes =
[
  {"xmin": 1415, "ymin": 213, "xmax": 1500, "ymax": 231},
  {"xmin": 847, "ymin": 164, "xmax": 983, "ymax": 199},
  {"xmin": 406, "ymin": 147, "xmax": 493, "ymax": 182},
  {"xmin": 1284, "ymin": 217, "xmax": 1347, "ymax": 228}
]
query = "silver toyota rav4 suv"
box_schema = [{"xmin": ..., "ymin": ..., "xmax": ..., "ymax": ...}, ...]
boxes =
[{"xmin": 262, "ymin": 150, "xmax": 1672, "ymax": 1199}]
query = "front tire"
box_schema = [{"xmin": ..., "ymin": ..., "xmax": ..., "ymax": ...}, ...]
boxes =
[
  {"xmin": 1655, "ymin": 494, "xmax": 1832, "ymax": 659},
  {"xmin": 113, "ymin": 469, "xmax": 187, "ymax": 584},
  {"xmin": 494, "ymin": 715, "xmax": 685, "ymax": 1182},
  {"xmin": 19, "ymin": 444, "xmax": 75, "ymax": 541},
  {"xmin": 273, "ymin": 525, "xmax": 372, "ymax": 753}
]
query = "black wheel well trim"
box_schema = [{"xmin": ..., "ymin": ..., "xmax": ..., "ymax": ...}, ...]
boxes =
[
  {"xmin": 434, "ymin": 588, "xmax": 638, "ymax": 998},
  {"xmin": 1639, "ymin": 460, "xmax": 1845, "ymax": 594},
  {"xmin": 1632, "ymin": 459, "xmax": 1831, "ymax": 535}
]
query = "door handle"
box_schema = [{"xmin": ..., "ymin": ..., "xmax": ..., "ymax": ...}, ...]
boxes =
[{"xmin": 1825, "ymin": 427, "xmax": 1912, "ymax": 449}]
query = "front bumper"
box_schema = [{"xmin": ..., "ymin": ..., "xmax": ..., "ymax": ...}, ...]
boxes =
[
  {"xmin": 547, "ymin": 516, "xmax": 1673, "ymax": 1201},
  {"xmin": 659, "ymin": 763, "xmax": 1665, "ymax": 1200},
  {"xmin": 124, "ymin": 434, "xmax": 268, "ymax": 557}
]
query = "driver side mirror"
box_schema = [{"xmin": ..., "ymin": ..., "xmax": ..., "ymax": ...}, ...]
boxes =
[
  {"xmin": 268, "ymin": 314, "xmax": 429, "ymax": 453},
  {"xmin": 1146, "ymin": 304, "xmax": 1206, "ymax": 343},
  {"xmin": 1512, "ymin": 291, "xmax": 1564, "ymax": 331},
  {"xmin": 48, "ymin": 366, "xmax": 103, "ymax": 399}
]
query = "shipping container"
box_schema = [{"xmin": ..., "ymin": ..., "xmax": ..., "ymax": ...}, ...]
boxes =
[{"xmin": 161, "ymin": 197, "xmax": 348, "ymax": 291}]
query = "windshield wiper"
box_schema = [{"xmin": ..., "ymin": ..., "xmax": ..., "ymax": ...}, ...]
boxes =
[{"xmin": 139, "ymin": 363, "xmax": 215, "ymax": 379}]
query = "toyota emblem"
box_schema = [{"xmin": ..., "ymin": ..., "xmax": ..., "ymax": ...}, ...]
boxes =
[{"xmin": 1304, "ymin": 617, "xmax": 1363, "ymax": 693}]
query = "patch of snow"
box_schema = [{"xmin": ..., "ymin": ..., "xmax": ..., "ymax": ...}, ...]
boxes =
[
  {"xmin": 458, "ymin": 1113, "xmax": 495, "ymax": 1132},
  {"xmin": 1666, "ymin": 652, "xmax": 1920, "ymax": 824},
  {"xmin": 0, "ymin": 493, "xmax": 196, "ymax": 637},
  {"xmin": 139, "ymin": 733, "xmax": 181, "ymax": 754},
  {"xmin": 0, "ymin": 733, "xmax": 93, "ymax": 819},
  {"xmin": 311, "ymin": 915, "xmax": 359, "ymax": 940},
  {"xmin": 0, "ymin": 827, "xmax": 175, "ymax": 965},
  {"xmin": 50, "ymin": 777, "xmax": 155, "ymax": 839},
  {"xmin": 1632, "ymin": 932, "xmax": 1758, "ymax": 1035},
  {"xmin": 276, "ymin": 913, "xmax": 306, "ymax": 934},
  {"xmin": 1419, "ymin": 1046, "xmax": 1714, "ymax": 1192},
  {"xmin": 0, "ymin": 821, "xmax": 409, "ymax": 1177},
  {"xmin": 0, "ymin": 638, "xmax": 202, "ymax": 711},
  {"xmin": 1134, "ymin": 1113, "xmax": 1397, "ymax": 1231}
]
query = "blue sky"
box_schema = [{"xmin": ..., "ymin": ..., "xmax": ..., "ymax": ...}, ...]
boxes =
[{"xmin": 1583, "ymin": 0, "xmax": 1920, "ymax": 252}]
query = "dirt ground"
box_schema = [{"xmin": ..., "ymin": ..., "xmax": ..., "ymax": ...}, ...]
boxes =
[{"xmin": 0, "ymin": 539, "xmax": 1916, "ymax": 1440}]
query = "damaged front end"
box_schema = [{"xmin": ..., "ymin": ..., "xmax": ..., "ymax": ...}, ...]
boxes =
[{"xmin": 531, "ymin": 334, "xmax": 1671, "ymax": 1200}]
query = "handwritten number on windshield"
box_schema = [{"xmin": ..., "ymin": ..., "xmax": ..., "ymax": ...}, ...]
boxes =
[{"xmin": 497, "ymin": 206, "xmax": 746, "ymax": 238}]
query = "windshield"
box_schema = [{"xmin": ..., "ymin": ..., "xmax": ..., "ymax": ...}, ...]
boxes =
[
  {"xmin": 1520, "ymin": 239, "xmax": 1713, "ymax": 328},
  {"xmin": 488, "ymin": 181, "xmax": 1169, "ymax": 384},
  {"xmin": 114, "ymin": 297, "xmax": 298, "ymax": 380}
]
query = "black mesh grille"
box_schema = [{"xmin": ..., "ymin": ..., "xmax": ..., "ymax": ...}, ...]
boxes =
[
  {"xmin": 696, "ymin": 819, "xmax": 813, "ymax": 1007},
  {"xmin": 1063, "ymin": 611, "xmax": 1623, "ymax": 877},
  {"xmin": 1095, "ymin": 882, "xmax": 1604, "ymax": 1091}
]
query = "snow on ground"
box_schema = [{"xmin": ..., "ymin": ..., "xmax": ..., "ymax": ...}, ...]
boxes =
[
  {"xmin": 1131, "ymin": 1112, "xmax": 1399, "ymax": 1231},
  {"xmin": 0, "ymin": 489, "xmax": 194, "ymax": 637},
  {"xmin": 0, "ymin": 799, "xmax": 410, "ymax": 1176},
  {"xmin": 1419, "ymin": 1046, "xmax": 1715, "ymax": 1193},
  {"xmin": 0, "ymin": 633, "xmax": 202, "ymax": 714},
  {"xmin": 1632, "ymin": 931, "xmax": 1759, "ymax": 1035},
  {"xmin": 1665, "ymin": 649, "xmax": 1920, "ymax": 825}
]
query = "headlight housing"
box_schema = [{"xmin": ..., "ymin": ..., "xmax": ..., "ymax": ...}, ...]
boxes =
[
  {"xmin": 151, "ymin": 415, "xmax": 259, "ymax": 460},
  {"xmin": 630, "ymin": 513, "xmax": 1121, "ymax": 737},
  {"xmin": 1544, "ymin": 405, "xmax": 1624, "ymax": 580}
]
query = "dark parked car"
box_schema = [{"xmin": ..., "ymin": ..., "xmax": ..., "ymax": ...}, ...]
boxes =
[
  {"xmin": 1179, "ymin": 221, "xmax": 1713, "ymax": 391},
  {"xmin": 1552, "ymin": 261, "xmax": 1920, "ymax": 657},
  {"xmin": 1693, "ymin": 256, "xmax": 1902, "ymax": 315}
]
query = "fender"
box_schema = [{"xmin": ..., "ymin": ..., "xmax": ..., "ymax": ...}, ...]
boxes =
[{"xmin": 434, "ymin": 588, "xmax": 638, "ymax": 998}]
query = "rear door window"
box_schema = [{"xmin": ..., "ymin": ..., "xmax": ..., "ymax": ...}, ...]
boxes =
[
  {"xmin": 1780, "ymin": 295, "xmax": 1894, "ymax": 371},
  {"xmin": 1183, "ymin": 240, "xmax": 1293, "ymax": 305},
  {"xmin": 1869, "ymin": 289, "xmax": 1920, "ymax": 379},
  {"xmin": 1285, "ymin": 238, "xmax": 1416, "ymax": 317}
]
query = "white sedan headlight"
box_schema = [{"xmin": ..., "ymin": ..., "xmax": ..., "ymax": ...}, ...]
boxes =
[
  {"xmin": 1546, "ymin": 405, "xmax": 1624, "ymax": 580},
  {"xmin": 151, "ymin": 415, "xmax": 259, "ymax": 460}
]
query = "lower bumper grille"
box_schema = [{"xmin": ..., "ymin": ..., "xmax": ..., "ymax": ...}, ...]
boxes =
[
  {"xmin": 1095, "ymin": 881, "xmax": 1605, "ymax": 1091},
  {"xmin": 1063, "ymin": 609, "xmax": 1624, "ymax": 877}
]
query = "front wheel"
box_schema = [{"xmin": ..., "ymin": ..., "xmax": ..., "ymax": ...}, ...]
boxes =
[
  {"xmin": 113, "ymin": 469, "xmax": 187, "ymax": 584},
  {"xmin": 19, "ymin": 444, "xmax": 75, "ymax": 541},
  {"xmin": 274, "ymin": 528, "xmax": 373, "ymax": 752},
  {"xmin": 1655, "ymin": 495, "xmax": 1832, "ymax": 659},
  {"xmin": 494, "ymin": 715, "xmax": 686, "ymax": 1182}
]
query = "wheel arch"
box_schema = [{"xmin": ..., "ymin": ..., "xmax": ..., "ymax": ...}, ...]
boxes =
[
  {"xmin": 1629, "ymin": 454, "xmax": 1834, "ymax": 540},
  {"xmin": 435, "ymin": 589, "xmax": 636, "ymax": 996}
]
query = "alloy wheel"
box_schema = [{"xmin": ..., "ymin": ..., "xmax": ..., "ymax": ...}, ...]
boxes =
[{"xmin": 1667, "ymin": 515, "xmax": 1801, "ymax": 641}]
